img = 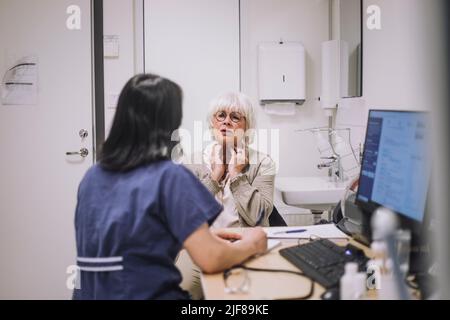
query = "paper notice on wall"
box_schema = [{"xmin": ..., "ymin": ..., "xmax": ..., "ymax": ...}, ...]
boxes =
[
  {"xmin": 1, "ymin": 56, "xmax": 38, "ymax": 105},
  {"xmin": 104, "ymin": 35, "xmax": 120, "ymax": 58}
]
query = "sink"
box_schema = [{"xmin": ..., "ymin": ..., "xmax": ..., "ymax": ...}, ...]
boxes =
[{"xmin": 275, "ymin": 177, "xmax": 347, "ymax": 211}]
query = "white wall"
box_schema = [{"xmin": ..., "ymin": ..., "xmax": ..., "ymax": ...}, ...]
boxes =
[
  {"xmin": 336, "ymin": 0, "xmax": 446, "ymax": 113},
  {"xmin": 239, "ymin": 0, "xmax": 331, "ymax": 219},
  {"xmin": 362, "ymin": 0, "xmax": 446, "ymax": 113},
  {"xmin": 240, "ymin": 0, "xmax": 330, "ymax": 179},
  {"xmin": 335, "ymin": 0, "xmax": 447, "ymax": 149}
]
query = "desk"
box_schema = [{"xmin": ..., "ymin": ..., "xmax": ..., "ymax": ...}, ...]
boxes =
[{"xmin": 201, "ymin": 227, "xmax": 374, "ymax": 300}]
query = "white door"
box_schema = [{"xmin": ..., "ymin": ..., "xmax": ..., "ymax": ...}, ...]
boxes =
[{"xmin": 0, "ymin": 0, "xmax": 94, "ymax": 299}]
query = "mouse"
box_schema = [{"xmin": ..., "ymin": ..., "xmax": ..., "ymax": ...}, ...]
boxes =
[{"xmin": 321, "ymin": 287, "xmax": 340, "ymax": 300}]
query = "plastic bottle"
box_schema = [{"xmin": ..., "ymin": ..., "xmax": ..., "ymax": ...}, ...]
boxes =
[
  {"xmin": 366, "ymin": 241, "xmax": 388, "ymax": 291},
  {"xmin": 370, "ymin": 207, "xmax": 408, "ymax": 300},
  {"xmin": 340, "ymin": 262, "xmax": 366, "ymax": 300},
  {"xmin": 371, "ymin": 241, "xmax": 388, "ymax": 272},
  {"xmin": 353, "ymin": 271, "xmax": 367, "ymax": 299}
]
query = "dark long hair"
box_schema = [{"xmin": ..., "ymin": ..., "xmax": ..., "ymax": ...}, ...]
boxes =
[{"xmin": 99, "ymin": 74, "xmax": 182, "ymax": 171}]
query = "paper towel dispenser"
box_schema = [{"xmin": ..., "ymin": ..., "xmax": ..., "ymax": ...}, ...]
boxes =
[{"xmin": 257, "ymin": 42, "xmax": 306, "ymax": 105}]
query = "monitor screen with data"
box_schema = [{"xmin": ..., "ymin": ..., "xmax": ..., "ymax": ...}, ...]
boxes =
[{"xmin": 356, "ymin": 110, "xmax": 430, "ymax": 222}]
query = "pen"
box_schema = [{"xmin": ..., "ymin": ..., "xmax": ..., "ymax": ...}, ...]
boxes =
[{"xmin": 273, "ymin": 229, "xmax": 307, "ymax": 235}]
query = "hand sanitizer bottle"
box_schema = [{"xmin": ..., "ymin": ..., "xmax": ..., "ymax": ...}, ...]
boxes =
[
  {"xmin": 340, "ymin": 262, "xmax": 358, "ymax": 300},
  {"xmin": 340, "ymin": 262, "xmax": 367, "ymax": 300}
]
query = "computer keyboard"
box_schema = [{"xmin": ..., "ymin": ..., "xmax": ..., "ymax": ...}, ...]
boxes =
[{"xmin": 279, "ymin": 238, "xmax": 369, "ymax": 289}]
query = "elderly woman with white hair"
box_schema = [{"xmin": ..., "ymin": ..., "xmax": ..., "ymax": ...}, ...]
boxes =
[
  {"xmin": 186, "ymin": 92, "xmax": 276, "ymax": 228},
  {"xmin": 177, "ymin": 92, "xmax": 276, "ymax": 299}
]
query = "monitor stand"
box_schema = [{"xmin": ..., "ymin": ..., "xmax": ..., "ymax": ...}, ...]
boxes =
[{"xmin": 335, "ymin": 195, "xmax": 372, "ymax": 246}]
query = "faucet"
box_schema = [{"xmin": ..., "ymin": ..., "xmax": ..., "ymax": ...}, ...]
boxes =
[{"xmin": 317, "ymin": 155, "xmax": 345, "ymax": 182}]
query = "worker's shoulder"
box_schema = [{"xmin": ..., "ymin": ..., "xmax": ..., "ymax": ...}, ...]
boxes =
[{"xmin": 154, "ymin": 159, "xmax": 197, "ymax": 180}]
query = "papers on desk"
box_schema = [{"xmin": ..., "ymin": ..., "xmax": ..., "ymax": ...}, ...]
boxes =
[
  {"xmin": 267, "ymin": 239, "xmax": 282, "ymax": 251},
  {"xmin": 234, "ymin": 239, "xmax": 281, "ymax": 252},
  {"xmin": 266, "ymin": 224, "xmax": 349, "ymax": 239}
]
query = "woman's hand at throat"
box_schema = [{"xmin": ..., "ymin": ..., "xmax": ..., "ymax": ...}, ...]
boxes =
[
  {"xmin": 228, "ymin": 147, "xmax": 248, "ymax": 179},
  {"xmin": 211, "ymin": 143, "xmax": 226, "ymax": 182}
]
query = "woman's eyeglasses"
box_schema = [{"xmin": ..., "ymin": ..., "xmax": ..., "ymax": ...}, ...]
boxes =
[{"xmin": 215, "ymin": 111, "xmax": 244, "ymax": 124}]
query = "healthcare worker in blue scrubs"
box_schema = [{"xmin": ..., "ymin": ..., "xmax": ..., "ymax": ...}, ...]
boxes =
[{"xmin": 73, "ymin": 74, "xmax": 267, "ymax": 300}]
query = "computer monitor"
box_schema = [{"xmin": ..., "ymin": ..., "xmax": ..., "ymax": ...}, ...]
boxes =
[
  {"xmin": 356, "ymin": 110, "xmax": 431, "ymax": 273},
  {"xmin": 356, "ymin": 110, "xmax": 430, "ymax": 222}
]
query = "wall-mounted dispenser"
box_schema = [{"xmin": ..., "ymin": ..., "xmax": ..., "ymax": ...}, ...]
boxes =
[
  {"xmin": 320, "ymin": 40, "xmax": 349, "ymax": 116},
  {"xmin": 257, "ymin": 42, "xmax": 306, "ymax": 106}
]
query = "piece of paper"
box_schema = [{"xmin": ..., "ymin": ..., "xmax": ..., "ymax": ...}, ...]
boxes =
[
  {"xmin": 104, "ymin": 35, "xmax": 120, "ymax": 58},
  {"xmin": 267, "ymin": 239, "xmax": 282, "ymax": 252},
  {"xmin": 233, "ymin": 239, "xmax": 281, "ymax": 254},
  {"xmin": 1, "ymin": 55, "xmax": 38, "ymax": 105},
  {"xmin": 266, "ymin": 224, "xmax": 349, "ymax": 239}
]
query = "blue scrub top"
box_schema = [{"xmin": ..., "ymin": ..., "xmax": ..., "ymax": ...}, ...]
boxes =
[{"xmin": 73, "ymin": 160, "xmax": 222, "ymax": 300}]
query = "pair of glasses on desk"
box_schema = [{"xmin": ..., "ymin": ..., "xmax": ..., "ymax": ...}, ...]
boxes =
[
  {"xmin": 223, "ymin": 264, "xmax": 315, "ymax": 300},
  {"xmin": 223, "ymin": 235, "xmax": 350, "ymax": 299}
]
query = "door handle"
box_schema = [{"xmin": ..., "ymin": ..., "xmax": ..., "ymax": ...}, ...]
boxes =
[{"xmin": 66, "ymin": 148, "xmax": 89, "ymax": 158}]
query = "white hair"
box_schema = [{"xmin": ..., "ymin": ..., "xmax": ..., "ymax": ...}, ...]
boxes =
[{"xmin": 207, "ymin": 92, "xmax": 256, "ymax": 130}]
